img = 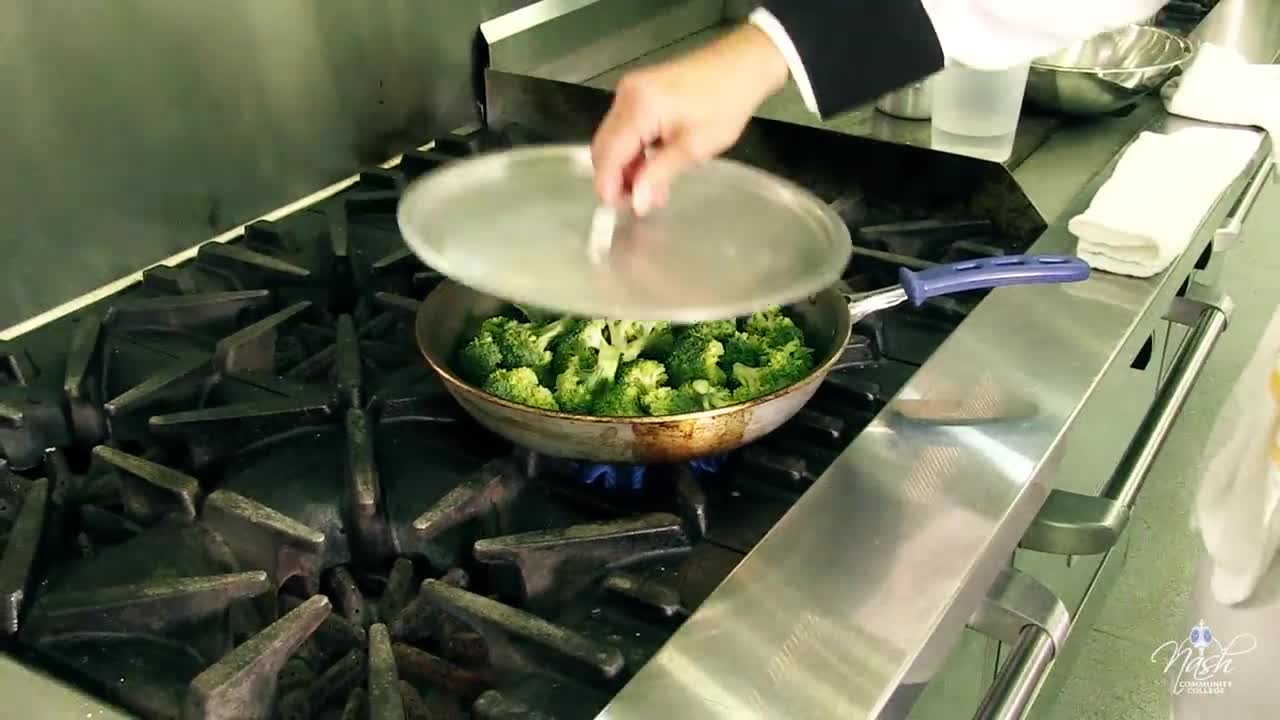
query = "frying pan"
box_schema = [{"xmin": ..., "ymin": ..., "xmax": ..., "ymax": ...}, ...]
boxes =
[{"xmin": 415, "ymin": 255, "xmax": 1089, "ymax": 463}]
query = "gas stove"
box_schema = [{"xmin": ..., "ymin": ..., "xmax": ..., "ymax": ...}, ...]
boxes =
[{"xmin": 0, "ymin": 125, "xmax": 1033, "ymax": 720}]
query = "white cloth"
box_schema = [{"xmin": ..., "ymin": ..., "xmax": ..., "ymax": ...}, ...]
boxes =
[
  {"xmin": 749, "ymin": 0, "xmax": 1168, "ymax": 114},
  {"xmin": 1066, "ymin": 126, "xmax": 1262, "ymax": 277},
  {"xmin": 1166, "ymin": 42, "xmax": 1280, "ymax": 172}
]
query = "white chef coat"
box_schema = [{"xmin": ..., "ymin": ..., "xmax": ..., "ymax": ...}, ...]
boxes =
[
  {"xmin": 1168, "ymin": 307, "xmax": 1280, "ymax": 720},
  {"xmin": 750, "ymin": 0, "xmax": 1170, "ymax": 115}
]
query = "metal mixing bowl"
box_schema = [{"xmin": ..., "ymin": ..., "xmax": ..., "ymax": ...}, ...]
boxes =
[
  {"xmin": 876, "ymin": 75, "xmax": 934, "ymax": 120},
  {"xmin": 1026, "ymin": 25, "xmax": 1194, "ymax": 116}
]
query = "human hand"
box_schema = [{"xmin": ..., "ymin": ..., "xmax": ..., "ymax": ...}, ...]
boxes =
[{"xmin": 590, "ymin": 24, "xmax": 790, "ymax": 216}]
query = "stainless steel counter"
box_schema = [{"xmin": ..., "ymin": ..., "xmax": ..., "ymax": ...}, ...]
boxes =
[{"xmin": 0, "ymin": 655, "xmax": 132, "ymax": 720}]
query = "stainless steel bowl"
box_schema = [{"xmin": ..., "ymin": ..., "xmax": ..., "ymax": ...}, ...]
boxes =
[
  {"xmin": 876, "ymin": 75, "xmax": 934, "ymax": 120},
  {"xmin": 1027, "ymin": 25, "xmax": 1194, "ymax": 116}
]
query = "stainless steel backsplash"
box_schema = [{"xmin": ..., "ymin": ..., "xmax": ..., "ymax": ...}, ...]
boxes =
[{"xmin": 0, "ymin": 0, "xmax": 536, "ymax": 327}]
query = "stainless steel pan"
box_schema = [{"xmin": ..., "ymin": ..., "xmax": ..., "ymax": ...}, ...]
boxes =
[{"xmin": 415, "ymin": 255, "xmax": 1090, "ymax": 464}]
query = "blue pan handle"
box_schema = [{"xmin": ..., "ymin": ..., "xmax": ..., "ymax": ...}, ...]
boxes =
[{"xmin": 898, "ymin": 255, "xmax": 1090, "ymax": 306}]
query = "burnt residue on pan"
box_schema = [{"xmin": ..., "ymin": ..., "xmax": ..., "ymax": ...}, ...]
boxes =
[{"xmin": 630, "ymin": 411, "xmax": 751, "ymax": 465}]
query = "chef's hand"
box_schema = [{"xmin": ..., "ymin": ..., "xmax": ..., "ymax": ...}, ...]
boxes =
[{"xmin": 591, "ymin": 24, "xmax": 790, "ymax": 216}]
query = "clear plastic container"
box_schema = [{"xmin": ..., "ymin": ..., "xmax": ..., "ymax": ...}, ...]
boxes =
[{"xmin": 930, "ymin": 59, "xmax": 1031, "ymax": 163}]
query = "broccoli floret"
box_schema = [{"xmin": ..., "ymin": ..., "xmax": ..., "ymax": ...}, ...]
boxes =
[
  {"xmin": 483, "ymin": 368, "xmax": 559, "ymax": 411},
  {"xmin": 548, "ymin": 321, "xmax": 632, "ymax": 414},
  {"xmin": 550, "ymin": 319, "xmax": 586, "ymax": 372},
  {"xmin": 766, "ymin": 339, "xmax": 815, "ymax": 373},
  {"xmin": 730, "ymin": 363, "xmax": 780, "ymax": 401},
  {"xmin": 552, "ymin": 362, "xmax": 596, "ymax": 414},
  {"xmin": 602, "ymin": 320, "xmax": 671, "ymax": 363},
  {"xmin": 686, "ymin": 320, "xmax": 738, "ymax": 342},
  {"xmin": 641, "ymin": 386, "xmax": 696, "ymax": 416},
  {"xmin": 744, "ymin": 307, "xmax": 805, "ymax": 347},
  {"xmin": 642, "ymin": 380, "xmax": 732, "ymax": 416},
  {"xmin": 688, "ymin": 379, "xmax": 734, "ymax": 410},
  {"xmin": 594, "ymin": 383, "xmax": 644, "ymax": 417},
  {"xmin": 667, "ymin": 334, "xmax": 727, "ymax": 387},
  {"xmin": 730, "ymin": 340, "xmax": 815, "ymax": 401},
  {"xmin": 554, "ymin": 320, "xmax": 622, "ymax": 385},
  {"xmin": 490, "ymin": 317, "xmax": 572, "ymax": 371},
  {"xmin": 722, "ymin": 331, "xmax": 771, "ymax": 368},
  {"xmin": 639, "ymin": 322, "xmax": 677, "ymax": 360},
  {"xmin": 456, "ymin": 315, "xmax": 535, "ymax": 383},
  {"xmin": 617, "ymin": 359, "xmax": 668, "ymax": 393},
  {"xmin": 479, "ymin": 316, "xmax": 518, "ymax": 336},
  {"xmin": 457, "ymin": 333, "xmax": 503, "ymax": 384}
]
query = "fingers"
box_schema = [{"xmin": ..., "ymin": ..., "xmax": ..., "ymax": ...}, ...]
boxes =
[
  {"xmin": 591, "ymin": 77, "xmax": 657, "ymax": 206},
  {"xmin": 629, "ymin": 141, "xmax": 699, "ymax": 216},
  {"xmin": 619, "ymin": 153, "xmax": 646, "ymax": 197}
]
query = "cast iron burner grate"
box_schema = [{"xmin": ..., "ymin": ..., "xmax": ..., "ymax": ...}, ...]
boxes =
[{"xmin": 0, "ymin": 124, "xmax": 991, "ymax": 719}]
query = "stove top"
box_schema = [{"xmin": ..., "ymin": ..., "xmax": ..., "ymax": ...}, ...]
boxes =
[{"xmin": 0, "ymin": 125, "xmax": 1027, "ymax": 719}]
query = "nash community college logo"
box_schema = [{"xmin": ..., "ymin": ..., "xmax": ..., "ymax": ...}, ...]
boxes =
[{"xmin": 1151, "ymin": 620, "xmax": 1258, "ymax": 695}]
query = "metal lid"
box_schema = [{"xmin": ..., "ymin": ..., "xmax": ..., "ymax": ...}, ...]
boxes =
[{"xmin": 397, "ymin": 144, "xmax": 851, "ymax": 322}]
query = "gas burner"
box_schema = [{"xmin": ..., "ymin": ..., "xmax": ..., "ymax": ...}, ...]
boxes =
[
  {"xmin": 0, "ymin": 463, "xmax": 46, "ymax": 636},
  {"xmin": 573, "ymin": 454, "xmax": 728, "ymax": 491},
  {"xmin": 274, "ymin": 560, "xmax": 488, "ymax": 720},
  {"xmin": 0, "ymin": 339, "xmax": 70, "ymax": 471}
]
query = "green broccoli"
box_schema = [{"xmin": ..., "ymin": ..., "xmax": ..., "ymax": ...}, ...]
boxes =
[
  {"xmin": 479, "ymin": 316, "xmax": 518, "ymax": 336},
  {"xmin": 549, "ymin": 320, "xmax": 630, "ymax": 412},
  {"xmin": 489, "ymin": 317, "xmax": 572, "ymax": 371},
  {"xmin": 667, "ymin": 334, "xmax": 727, "ymax": 387},
  {"xmin": 638, "ymin": 322, "xmax": 677, "ymax": 360},
  {"xmin": 722, "ymin": 331, "xmax": 771, "ymax": 368},
  {"xmin": 730, "ymin": 363, "xmax": 781, "ymax": 402},
  {"xmin": 457, "ymin": 332, "xmax": 504, "ymax": 384},
  {"xmin": 594, "ymin": 383, "xmax": 644, "ymax": 417},
  {"xmin": 641, "ymin": 380, "xmax": 734, "ymax": 416},
  {"xmin": 617, "ymin": 359, "xmax": 668, "ymax": 393},
  {"xmin": 730, "ymin": 340, "xmax": 815, "ymax": 401},
  {"xmin": 767, "ymin": 339, "xmax": 815, "ymax": 371},
  {"xmin": 550, "ymin": 319, "xmax": 586, "ymax": 372},
  {"xmin": 552, "ymin": 362, "xmax": 595, "ymax": 414},
  {"xmin": 600, "ymin": 320, "xmax": 668, "ymax": 362},
  {"xmin": 641, "ymin": 386, "xmax": 696, "ymax": 416},
  {"xmin": 456, "ymin": 315, "xmax": 535, "ymax": 383},
  {"xmin": 557, "ymin": 320, "xmax": 622, "ymax": 387},
  {"xmin": 687, "ymin": 379, "xmax": 734, "ymax": 410},
  {"xmin": 460, "ymin": 308, "xmax": 815, "ymax": 417},
  {"xmin": 686, "ymin": 320, "xmax": 738, "ymax": 342},
  {"xmin": 743, "ymin": 307, "xmax": 805, "ymax": 348},
  {"xmin": 483, "ymin": 368, "xmax": 559, "ymax": 411}
]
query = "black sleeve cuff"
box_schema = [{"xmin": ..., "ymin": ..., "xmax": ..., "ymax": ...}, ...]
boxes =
[{"xmin": 758, "ymin": 0, "xmax": 945, "ymax": 118}]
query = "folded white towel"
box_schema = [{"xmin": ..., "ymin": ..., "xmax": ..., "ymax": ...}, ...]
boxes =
[
  {"xmin": 1165, "ymin": 42, "xmax": 1280, "ymax": 170},
  {"xmin": 1067, "ymin": 126, "xmax": 1261, "ymax": 277}
]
